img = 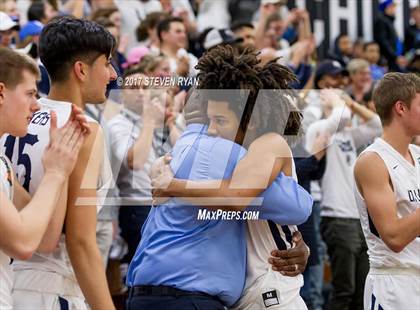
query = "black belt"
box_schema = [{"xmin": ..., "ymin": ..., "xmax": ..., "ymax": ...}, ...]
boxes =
[{"xmin": 129, "ymin": 285, "xmax": 217, "ymax": 299}]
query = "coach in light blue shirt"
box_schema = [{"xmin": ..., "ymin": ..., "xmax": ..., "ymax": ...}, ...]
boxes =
[{"xmin": 126, "ymin": 96, "xmax": 312, "ymax": 310}]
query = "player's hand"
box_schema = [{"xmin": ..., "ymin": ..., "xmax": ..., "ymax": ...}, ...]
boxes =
[
  {"xmin": 268, "ymin": 231, "xmax": 309, "ymax": 276},
  {"xmin": 320, "ymin": 89, "xmax": 345, "ymax": 109},
  {"xmin": 68, "ymin": 104, "xmax": 91, "ymax": 135},
  {"xmin": 151, "ymin": 162, "xmax": 174, "ymax": 198},
  {"xmin": 149, "ymin": 154, "xmax": 172, "ymax": 180},
  {"xmin": 42, "ymin": 111, "xmax": 86, "ymax": 178},
  {"xmin": 143, "ymin": 96, "xmax": 166, "ymax": 126}
]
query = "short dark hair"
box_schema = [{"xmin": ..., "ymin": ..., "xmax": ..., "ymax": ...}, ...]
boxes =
[
  {"xmin": 90, "ymin": 7, "xmax": 119, "ymax": 23},
  {"xmin": 39, "ymin": 16, "xmax": 115, "ymax": 83},
  {"xmin": 136, "ymin": 12, "xmax": 169, "ymax": 42},
  {"xmin": 373, "ymin": 73, "xmax": 420, "ymax": 125},
  {"xmin": 94, "ymin": 17, "xmax": 116, "ymax": 29},
  {"xmin": 0, "ymin": 47, "xmax": 40, "ymax": 89},
  {"xmin": 28, "ymin": 1, "xmax": 45, "ymax": 22},
  {"xmin": 231, "ymin": 22, "xmax": 254, "ymax": 33},
  {"xmin": 157, "ymin": 16, "xmax": 184, "ymax": 42},
  {"xmin": 363, "ymin": 41, "xmax": 379, "ymax": 51}
]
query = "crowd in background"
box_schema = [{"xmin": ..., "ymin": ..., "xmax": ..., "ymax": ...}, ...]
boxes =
[{"xmin": 1, "ymin": 0, "xmax": 419, "ymax": 309}]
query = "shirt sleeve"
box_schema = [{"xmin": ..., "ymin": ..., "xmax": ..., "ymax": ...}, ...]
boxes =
[
  {"xmin": 246, "ymin": 173, "xmax": 313, "ymax": 225},
  {"xmin": 108, "ymin": 117, "xmax": 135, "ymax": 169},
  {"xmin": 348, "ymin": 114, "xmax": 382, "ymax": 149}
]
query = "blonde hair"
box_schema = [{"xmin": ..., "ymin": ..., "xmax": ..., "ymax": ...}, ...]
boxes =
[
  {"xmin": 0, "ymin": 47, "xmax": 40, "ymax": 89},
  {"xmin": 347, "ymin": 58, "xmax": 370, "ymax": 75}
]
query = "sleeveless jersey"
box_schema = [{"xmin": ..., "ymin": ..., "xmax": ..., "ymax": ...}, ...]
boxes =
[
  {"xmin": 0, "ymin": 98, "xmax": 113, "ymax": 293},
  {"xmin": 354, "ymin": 138, "xmax": 420, "ymax": 269},
  {"xmin": 0, "ymin": 154, "xmax": 14, "ymax": 309},
  {"xmin": 244, "ymin": 159, "xmax": 303, "ymax": 292}
]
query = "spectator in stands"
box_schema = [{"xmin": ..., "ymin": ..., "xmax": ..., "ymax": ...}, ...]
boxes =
[
  {"xmin": 352, "ymin": 38, "xmax": 364, "ymax": 59},
  {"xmin": 346, "ymin": 58, "xmax": 372, "ymax": 103},
  {"xmin": 404, "ymin": 4, "xmax": 420, "ymax": 53},
  {"xmin": 26, "ymin": 0, "xmax": 57, "ymax": 25},
  {"xmin": 307, "ymin": 89, "xmax": 382, "ymax": 310},
  {"xmin": 136, "ymin": 11, "xmax": 168, "ymax": 52},
  {"xmin": 231, "ymin": 22, "xmax": 255, "ymax": 49},
  {"xmin": 157, "ymin": 16, "xmax": 197, "ymax": 77},
  {"xmin": 115, "ymin": 0, "xmax": 161, "ymax": 50},
  {"xmin": 363, "ymin": 42, "xmax": 387, "ymax": 82},
  {"xmin": 374, "ymin": 0, "xmax": 407, "ymax": 71},
  {"xmin": 0, "ymin": 10, "xmax": 19, "ymax": 48},
  {"xmin": 329, "ymin": 34, "xmax": 353, "ymax": 67}
]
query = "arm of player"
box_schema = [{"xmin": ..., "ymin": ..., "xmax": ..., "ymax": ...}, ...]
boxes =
[
  {"xmin": 354, "ymin": 152, "xmax": 420, "ymax": 253},
  {"xmin": 65, "ymin": 124, "xmax": 115, "ymax": 310},
  {"xmin": 36, "ymin": 181, "xmax": 68, "ymax": 253},
  {"xmin": 12, "ymin": 181, "xmax": 31, "ymax": 211},
  {"xmin": 0, "ymin": 119, "xmax": 84, "ymax": 260},
  {"xmin": 153, "ymin": 134, "xmax": 287, "ymax": 207},
  {"xmin": 0, "ymin": 174, "xmax": 66, "ymax": 260},
  {"xmin": 153, "ymin": 134, "xmax": 310, "ymax": 213}
]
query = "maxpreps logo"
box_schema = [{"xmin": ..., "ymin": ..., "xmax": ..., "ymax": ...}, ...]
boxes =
[{"xmin": 197, "ymin": 209, "xmax": 259, "ymax": 221}]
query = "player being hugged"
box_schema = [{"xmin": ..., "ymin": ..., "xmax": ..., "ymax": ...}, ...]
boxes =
[
  {"xmin": 0, "ymin": 47, "xmax": 89, "ymax": 310},
  {"xmin": 353, "ymin": 73, "xmax": 420, "ymax": 310}
]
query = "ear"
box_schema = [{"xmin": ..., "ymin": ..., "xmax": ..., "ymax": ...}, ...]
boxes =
[
  {"xmin": 161, "ymin": 30, "xmax": 169, "ymax": 42},
  {"xmin": 0, "ymin": 82, "xmax": 5, "ymax": 106},
  {"xmin": 73, "ymin": 60, "xmax": 88, "ymax": 82},
  {"xmin": 394, "ymin": 100, "xmax": 406, "ymax": 118}
]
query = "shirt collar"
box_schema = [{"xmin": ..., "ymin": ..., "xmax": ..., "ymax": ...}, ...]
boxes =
[{"xmin": 185, "ymin": 123, "xmax": 208, "ymax": 133}]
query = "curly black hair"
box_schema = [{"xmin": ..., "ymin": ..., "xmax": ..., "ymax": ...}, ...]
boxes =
[
  {"xmin": 195, "ymin": 46, "xmax": 303, "ymax": 145},
  {"xmin": 256, "ymin": 59, "xmax": 304, "ymax": 145},
  {"xmin": 196, "ymin": 45, "xmax": 262, "ymax": 144}
]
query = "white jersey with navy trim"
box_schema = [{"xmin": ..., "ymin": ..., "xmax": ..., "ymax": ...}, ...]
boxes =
[
  {"xmin": 354, "ymin": 137, "xmax": 420, "ymax": 269},
  {"xmin": 0, "ymin": 154, "xmax": 14, "ymax": 309},
  {"xmin": 0, "ymin": 98, "xmax": 113, "ymax": 297},
  {"xmin": 233, "ymin": 161, "xmax": 305, "ymax": 309}
]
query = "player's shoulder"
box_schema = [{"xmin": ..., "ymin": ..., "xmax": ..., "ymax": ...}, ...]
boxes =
[
  {"xmin": 251, "ymin": 133, "xmax": 291, "ymax": 157},
  {"xmin": 354, "ymin": 151, "xmax": 388, "ymax": 182}
]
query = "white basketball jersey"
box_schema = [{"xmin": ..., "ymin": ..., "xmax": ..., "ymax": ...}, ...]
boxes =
[
  {"xmin": 0, "ymin": 155, "xmax": 14, "ymax": 309},
  {"xmin": 354, "ymin": 138, "xmax": 420, "ymax": 269},
  {"xmin": 244, "ymin": 161, "xmax": 303, "ymax": 292},
  {"xmin": 0, "ymin": 98, "xmax": 113, "ymax": 292}
]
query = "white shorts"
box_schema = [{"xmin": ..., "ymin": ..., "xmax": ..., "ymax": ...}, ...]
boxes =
[
  {"xmin": 12, "ymin": 269, "xmax": 87, "ymax": 310},
  {"xmin": 364, "ymin": 268, "xmax": 420, "ymax": 310},
  {"xmin": 231, "ymin": 269, "xmax": 307, "ymax": 310}
]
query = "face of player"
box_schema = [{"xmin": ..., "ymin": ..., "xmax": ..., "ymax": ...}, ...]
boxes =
[
  {"xmin": 207, "ymin": 100, "xmax": 241, "ymax": 141},
  {"xmin": 403, "ymin": 93, "xmax": 420, "ymax": 136},
  {"xmin": 85, "ymin": 54, "xmax": 117, "ymax": 104},
  {"xmin": 0, "ymin": 70, "xmax": 40, "ymax": 137}
]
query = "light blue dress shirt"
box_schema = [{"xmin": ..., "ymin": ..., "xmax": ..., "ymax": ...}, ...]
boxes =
[{"xmin": 127, "ymin": 123, "xmax": 312, "ymax": 306}]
